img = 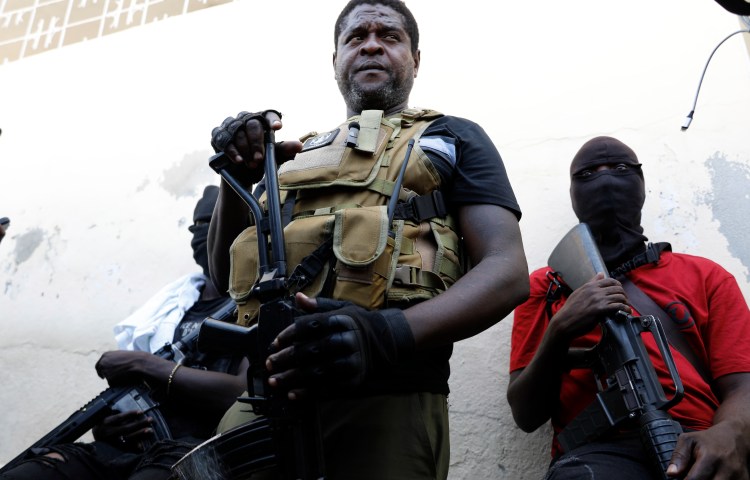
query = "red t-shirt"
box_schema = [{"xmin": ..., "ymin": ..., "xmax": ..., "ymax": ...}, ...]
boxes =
[{"xmin": 509, "ymin": 251, "xmax": 750, "ymax": 457}]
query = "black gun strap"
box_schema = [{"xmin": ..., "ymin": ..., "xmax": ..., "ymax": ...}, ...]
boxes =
[
  {"xmin": 609, "ymin": 242, "xmax": 670, "ymax": 278},
  {"xmin": 620, "ymin": 278, "xmax": 713, "ymax": 387},
  {"xmin": 392, "ymin": 190, "xmax": 447, "ymax": 222},
  {"xmin": 289, "ymin": 238, "xmax": 334, "ymax": 290}
]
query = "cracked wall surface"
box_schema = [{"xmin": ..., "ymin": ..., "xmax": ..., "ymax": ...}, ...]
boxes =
[{"xmin": 702, "ymin": 153, "xmax": 750, "ymax": 282}]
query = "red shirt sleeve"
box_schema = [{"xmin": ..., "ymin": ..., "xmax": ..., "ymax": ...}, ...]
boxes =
[{"xmin": 510, "ymin": 267, "xmax": 554, "ymax": 373}]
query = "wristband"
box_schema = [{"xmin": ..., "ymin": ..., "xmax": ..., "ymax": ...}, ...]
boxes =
[{"xmin": 166, "ymin": 364, "xmax": 181, "ymax": 397}]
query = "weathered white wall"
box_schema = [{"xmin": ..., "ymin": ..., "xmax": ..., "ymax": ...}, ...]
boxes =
[{"xmin": 1, "ymin": 1, "xmax": 749, "ymax": 478}]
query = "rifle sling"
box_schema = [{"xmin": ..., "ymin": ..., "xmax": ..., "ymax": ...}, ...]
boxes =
[{"xmin": 620, "ymin": 278, "xmax": 713, "ymax": 387}]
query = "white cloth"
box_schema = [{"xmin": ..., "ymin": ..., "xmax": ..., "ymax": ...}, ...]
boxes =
[{"xmin": 114, "ymin": 272, "xmax": 206, "ymax": 353}]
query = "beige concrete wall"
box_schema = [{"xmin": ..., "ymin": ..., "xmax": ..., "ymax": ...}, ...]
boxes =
[
  {"xmin": 1, "ymin": 1, "xmax": 749, "ymax": 478},
  {"xmin": 0, "ymin": 0, "xmax": 235, "ymax": 64}
]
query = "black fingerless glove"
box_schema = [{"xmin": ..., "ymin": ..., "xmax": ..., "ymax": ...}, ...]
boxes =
[
  {"xmin": 210, "ymin": 110, "xmax": 282, "ymax": 152},
  {"xmin": 292, "ymin": 304, "xmax": 416, "ymax": 388},
  {"xmin": 209, "ymin": 110, "xmax": 283, "ymax": 186}
]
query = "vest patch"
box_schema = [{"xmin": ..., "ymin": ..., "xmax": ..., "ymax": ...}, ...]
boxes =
[{"xmin": 301, "ymin": 128, "xmax": 340, "ymax": 152}]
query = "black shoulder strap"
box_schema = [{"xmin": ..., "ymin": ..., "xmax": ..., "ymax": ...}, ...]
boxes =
[
  {"xmin": 620, "ymin": 278, "xmax": 713, "ymax": 387},
  {"xmin": 544, "ymin": 270, "xmax": 571, "ymax": 320},
  {"xmin": 610, "ymin": 242, "xmax": 671, "ymax": 278}
]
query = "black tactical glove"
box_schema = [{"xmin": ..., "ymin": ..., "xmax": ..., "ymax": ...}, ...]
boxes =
[
  {"xmin": 267, "ymin": 299, "xmax": 415, "ymax": 393},
  {"xmin": 210, "ymin": 109, "xmax": 282, "ymax": 186},
  {"xmin": 210, "ymin": 110, "xmax": 281, "ymax": 152}
]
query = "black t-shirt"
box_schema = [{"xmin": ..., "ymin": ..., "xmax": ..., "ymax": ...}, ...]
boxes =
[
  {"xmin": 421, "ymin": 115, "xmax": 521, "ymax": 219},
  {"xmin": 172, "ymin": 296, "xmax": 230, "ymax": 346}
]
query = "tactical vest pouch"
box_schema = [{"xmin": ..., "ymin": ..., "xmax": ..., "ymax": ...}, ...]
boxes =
[
  {"xmin": 279, "ymin": 114, "xmax": 395, "ymax": 190},
  {"xmin": 386, "ymin": 216, "xmax": 463, "ymax": 304},
  {"xmin": 331, "ymin": 205, "xmax": 396, "ymax": 309},
  {"xmin": 228, "ymin": 214, "xmax": 334, "ymax": 326},
  {"xmin": 228, "ymin": 227, "xmax": 260, "ymax": 306}
]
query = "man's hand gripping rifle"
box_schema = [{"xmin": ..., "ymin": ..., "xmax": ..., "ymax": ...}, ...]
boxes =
[
  {"xmin": 548, "ymin": 223, "xmax": 684, "ymax": 480},
  {"xmin": 198, "ymin": 119, "xmax": 325, "ymax": 480},
  {"xmin": 0, "ymin": 298, "xmax": 235, "ymax": 474}
]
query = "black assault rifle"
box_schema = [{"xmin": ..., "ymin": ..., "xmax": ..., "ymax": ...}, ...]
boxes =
[
  {"xmin": 190, "ymin": 122, "xmax": 325, "ymax": 480},
  {"xmin": 0, "ymin": 298, "xmax": 236, "ymax": 473},
  {"xmin": 548, "ymin": 223, "xmax": 684, "ymax": 480}
]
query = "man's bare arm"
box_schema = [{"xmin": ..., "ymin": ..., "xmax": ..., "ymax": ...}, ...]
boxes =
[{"xmin": 404, "ymin": 204, "xmax": 529, "ymax": 349}]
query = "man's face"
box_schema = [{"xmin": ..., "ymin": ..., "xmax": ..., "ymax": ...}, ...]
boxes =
[
  {"xmin": 333, "ymin": 3, "xmax": 420, "ymax": 115},
  {"xmin": 568, "ymin": 136, "xmax": 647, "ymax": 266}
]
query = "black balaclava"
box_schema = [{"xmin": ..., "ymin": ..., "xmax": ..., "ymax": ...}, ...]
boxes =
[
  {"xmin": 569, "ymin": 136, "xmax": 648, "ymax": 269},
  {"xmin": 190, "ymin": 185, "xmax": 219, "ymax": 277}
]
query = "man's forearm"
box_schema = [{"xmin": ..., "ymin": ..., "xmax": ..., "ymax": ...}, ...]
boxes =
[
  {"xmin": 507, "ymin": 322, "xmax": 571, "ymax": 432},
  {"xmin": 207, "ymin": 181, "xmax": 252, "ymax": 292},
  {"xmin": 404, "ymin": 250, "xmax": 528, "ymax": 349},
  {"xmin": 404, "ymin": 203, "xmax": 529, "ymax": 349},
  {"xmin": 166, "ymin": 359, "xmax": 249, "ymax": 412}
]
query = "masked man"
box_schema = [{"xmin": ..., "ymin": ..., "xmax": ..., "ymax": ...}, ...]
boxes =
[{"xmin": 508, "ymin": 136, "xmax": 750, "ymax": 479}]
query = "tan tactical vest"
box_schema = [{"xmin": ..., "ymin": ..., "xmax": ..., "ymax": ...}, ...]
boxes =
[{"xmin": 228, "ymin": 108, "xmax": 466, "ymax": 326}]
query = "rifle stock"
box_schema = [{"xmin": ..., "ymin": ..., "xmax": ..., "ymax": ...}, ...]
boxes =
[
  {"xmin": 548, "ymin": 223, "xmax": 608, "ymax": 289},
  {"xmin": 548, "ymin": 223, "xmax": 684, "ymax": 480}
]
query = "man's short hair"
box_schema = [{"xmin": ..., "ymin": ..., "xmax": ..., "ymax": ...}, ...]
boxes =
[{"xmin": 334, "ymin": 0, "xmax": 420, "ymax": 54}]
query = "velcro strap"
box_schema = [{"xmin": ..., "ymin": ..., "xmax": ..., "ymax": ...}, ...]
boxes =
[
  {"xmin": 392, "ymin": 265, "xmax": 447, "ymax": 290},
  {"xmin": 291, "ymin": 203, "xmax": 361, "ymax": 220},
  {"xmin": 393, "ymin": 191, "xmax": 447, "ymax": 222},
  {"xmin": 280, "ymin": 189, "xmax": 296, "ymax": 228}
]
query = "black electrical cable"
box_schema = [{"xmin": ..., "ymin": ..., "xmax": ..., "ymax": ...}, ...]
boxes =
[{"xmin": 681, "ymin": 28, "xmax": 750, "ymax": 130}]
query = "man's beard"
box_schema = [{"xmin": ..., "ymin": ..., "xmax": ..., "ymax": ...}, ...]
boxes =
[{"xmin": 337, "ymin": 68, "xmax": 413, "ymax": 114}]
